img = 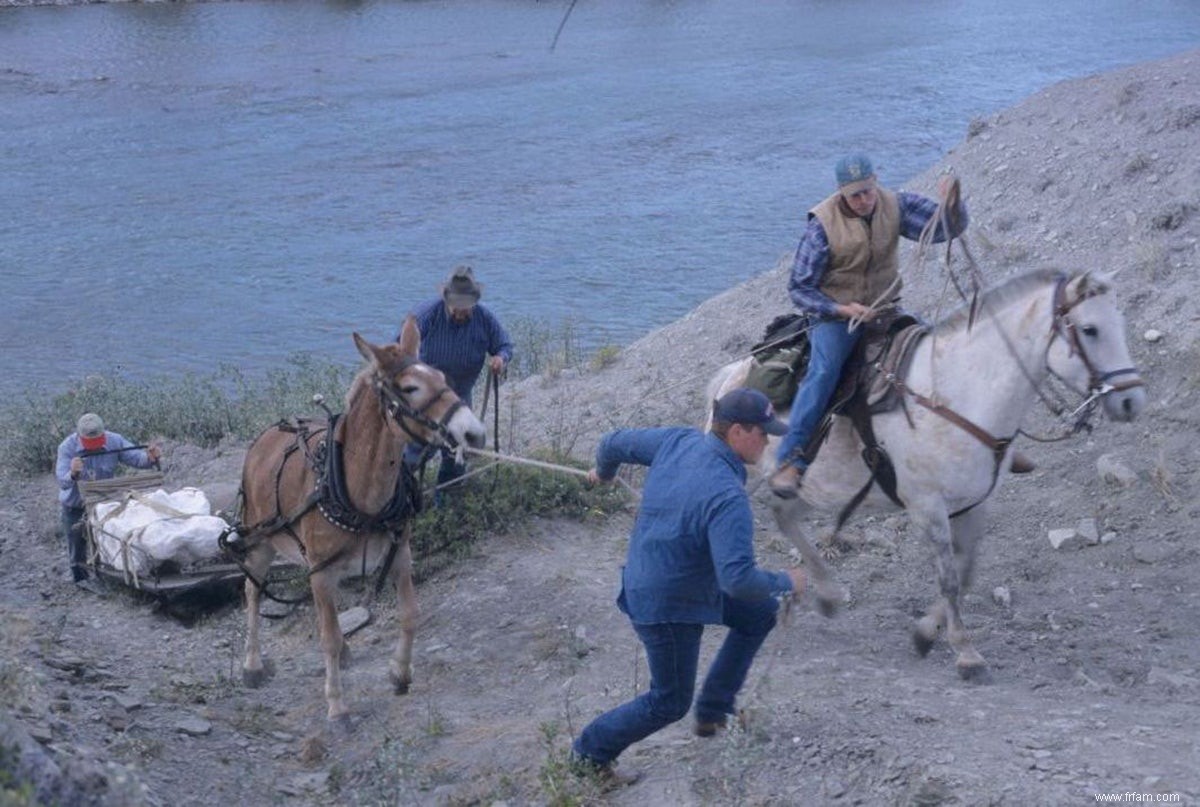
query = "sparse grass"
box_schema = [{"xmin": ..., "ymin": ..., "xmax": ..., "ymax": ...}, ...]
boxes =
[
  {"xmin": 422, "ymin": 703, "xmax": 448, "ymax": 738},
  {"xmin": 1133, "ymin": 240, "xmax": 1167, "ymax": 282},
  {"xmin": 108, "ymin": 735, "xmax": 165, "ymax": 763},
  {"xmin": 226, "ymin": 701, "xmax": 282, "ymax": 737},
  {"xmin": 150, "ymin": 671, "xmax": 238, "ymax": 708},
  {"xmin": 409, "ymin": 454, "xmax": 627, "ymax": 582},
  {"xmin": 0, "ymin": 617, "xmax": 36, "ymax": 713},
  {"xmin": 2, "ymin": 318, "xmax": 613, "ymax": 479},
  {"xmin": 0, "ymin": 742, "xmax": 38, "ymax": 807},
  {"xmin": 506, "ymin": 315, "xmax": 584, "ymax": 380},
  {"xmin": 1151, "ymin": 446, "xmax": 1175, "ymax": 500},
  {"xmin": 590, "ymin": 345, "xmax": 621, "ymax": 371},
  {"xmin": 2, "ymin": 356, "xmax": 357, "ymax": 477},
  {"xmin": 536, "ymin": 721, "xmax": 601, "ymax": 807}
]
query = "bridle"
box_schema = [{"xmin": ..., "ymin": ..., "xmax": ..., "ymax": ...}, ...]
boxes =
[
  {"xmin": 1048, "ymin": 275, "xmax": 1146, "ymax": 408},
  {"xmin": 372, "ymin": 356, "xmax": 470, "ymax": 450}
]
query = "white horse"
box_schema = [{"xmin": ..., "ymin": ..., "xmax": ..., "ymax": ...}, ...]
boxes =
[{"xmin": 708, "ymin": 268, "xmax": 1146, "ymax": 680}]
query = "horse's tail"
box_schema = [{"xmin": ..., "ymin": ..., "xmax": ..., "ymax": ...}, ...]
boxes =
[{"xmin": 703, "ymin": 357, "xmax": 754, "ymax": 431}]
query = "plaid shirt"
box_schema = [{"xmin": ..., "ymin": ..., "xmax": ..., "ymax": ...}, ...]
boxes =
[
  {"xmin": 788, "ymin": 190, "xmax": 968, "ymax": 318},
  {"xmin": 407, "ymin": 298, "xmax": 513, "ymax": 404}
]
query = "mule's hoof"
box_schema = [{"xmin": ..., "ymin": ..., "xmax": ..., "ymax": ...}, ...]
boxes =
[
  {"xmin": 957, "ymin": 662, "xmax": 992, "ymax": 684},
  {"xmin": 390, "ymin": 666, "xmax": 413, "ymax": 695},
  {"xmin": 329, "ymin": 711, "xmax": 355, "ymax": 732},
  {"xmin": 339, "ymin": 643, "xmax": 352, "ymax": 670},
  {"xmin": 243, "ymin": 666, "xmax": 269, "ymax": 689},
  {"xmin": 816, "ymin": 595, "xmax": 839, "ymax": 619}
]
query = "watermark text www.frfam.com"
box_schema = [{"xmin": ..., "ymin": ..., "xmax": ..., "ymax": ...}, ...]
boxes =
[{"xmin": 1094, "ymin": 794, "xmax": 1182, "ymax": 803}]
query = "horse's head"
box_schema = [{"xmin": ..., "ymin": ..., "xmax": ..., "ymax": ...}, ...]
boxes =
[
  {"xmin": 353, "ymin": 321, "xmax": 487, "ymax": 449},
  {"xmin": 1046, "ymin": 272, "xmax": 1146, "ymax": 423}
]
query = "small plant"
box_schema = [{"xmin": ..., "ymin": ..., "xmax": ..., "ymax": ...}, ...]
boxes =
[
  {"xmin": 1151, "ymin": 446, "xmax": 1175, "ymax": 500},
  {"xmin": 423, "ymin": 703, "xmax": 448, "ymax": 738},
  {"xmin": 590, "ymin": 345, "xmax": 621, "ymax": 371},
  {"xmin": 0, "ymin": 741, "xmax": 38, "ymax": 807},
  {"xmin": 408, "ymin": 454, "xmax": 627, "ymax": 582},
  {"xmin": 536, "ymin": 721, "xmax": 597, "ymax": 807}
]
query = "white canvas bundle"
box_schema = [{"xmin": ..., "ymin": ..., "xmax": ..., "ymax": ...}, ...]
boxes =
[{"xmin": 91, "ymin": 488, "xmax": 227, "ymax": 577}]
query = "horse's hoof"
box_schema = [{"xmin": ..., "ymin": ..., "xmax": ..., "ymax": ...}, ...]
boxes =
[
  {"xmin": 243, "ymin": 663, "xmax": 271, "ymax": 688},
  {"xmin": 957, "ymin": 662, "xmax": 992, "ymax": 684},
  {"xmin": 912, "ymin": 630, "xmax": 936, "ymax": 658},
  {"xmin": 819, "ymin": 545, "xmax": 842, "ymax": 562}
]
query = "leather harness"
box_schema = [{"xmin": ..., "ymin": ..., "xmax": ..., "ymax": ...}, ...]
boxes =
[
  {"xmin": 819, "ymin": 274, "xmax": 1144, "ymax": 531},
  {"xmin": 220, "ymin": 360, "xmax": 464, "ymax": 603}
]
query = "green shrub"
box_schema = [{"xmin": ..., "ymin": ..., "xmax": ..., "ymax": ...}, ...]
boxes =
[
  {"xmin": 409, "ymin": 452, "xmax": 626, "ymax": 581},
  {"xmin": 1, "ymin": 356, "xmax": 357, "ymax": 477}
]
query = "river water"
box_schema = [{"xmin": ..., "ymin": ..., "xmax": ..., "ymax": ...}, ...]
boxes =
[{"xmin": 2, "ymin": 0, "xmax": 1198, "ymax": 394}]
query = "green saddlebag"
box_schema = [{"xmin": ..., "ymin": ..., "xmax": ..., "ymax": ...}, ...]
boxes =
[{"xmin": 742, "ymin": 313, "xmax": 810, "ymax": 410}]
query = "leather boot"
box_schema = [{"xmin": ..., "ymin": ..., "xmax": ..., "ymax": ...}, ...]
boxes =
[
  {"xmin": 769, "ymin": 464, "xmax": 803, "ymax": 498},
  {"xmin": 1010, "ymin": 451, "xmax": 1036, "ymax": 474}
]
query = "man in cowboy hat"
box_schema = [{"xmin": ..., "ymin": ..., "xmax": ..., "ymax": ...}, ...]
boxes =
[
  {"xmin": 401, "ymin": 265, "xmax": 514, "ymax": 497},
  {"xmin": 55, "ymin": 413, "xmax": 161, "ymax": 584}
]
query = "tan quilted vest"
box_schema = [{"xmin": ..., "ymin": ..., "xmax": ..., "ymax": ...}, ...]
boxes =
[{"xmin": 809, "ymin": 188, "xmax": 902, "ymax": 307}]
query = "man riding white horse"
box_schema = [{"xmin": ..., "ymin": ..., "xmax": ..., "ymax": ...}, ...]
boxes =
[{"xmin": 769, "ymin": 154, "xmax": 1036, "ymax": 498}]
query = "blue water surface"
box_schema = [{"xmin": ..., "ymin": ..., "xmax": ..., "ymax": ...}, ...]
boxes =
[{"xmin": 2, "ymin": 0, "xmax": 1198, "ymax": 392}]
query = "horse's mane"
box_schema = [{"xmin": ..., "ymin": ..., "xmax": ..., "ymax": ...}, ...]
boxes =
[
  {"xmin": 344, "ymin": 363, "xmax": 376, "ymax": 409},
  {"xmin": 930, "ymin": 267, "xmax": 1074, "ymax": 335}
]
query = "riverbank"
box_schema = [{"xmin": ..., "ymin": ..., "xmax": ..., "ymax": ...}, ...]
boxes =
[{"xmin": 2, "ymin": 48, "xmax": 1198, "ymax": 806}]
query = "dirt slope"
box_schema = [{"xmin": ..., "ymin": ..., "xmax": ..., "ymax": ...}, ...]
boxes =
[{"xmin": 1, "ymin": 49, "xmax": 1198, "ymax": 807}]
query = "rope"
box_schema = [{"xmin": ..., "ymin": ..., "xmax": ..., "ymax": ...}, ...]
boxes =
[{"xmin": 462, "ymin": 447, "xmax": 642, "ymax": 499}]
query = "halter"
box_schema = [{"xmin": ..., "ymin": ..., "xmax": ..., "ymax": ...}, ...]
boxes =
[
  {"xmin": 372, "ymin": 355, "xmax": 469, "ymax": 450},
  {"xmin": 1049, "ymin": 274, "xmax": 1146, "ymax": 401}
]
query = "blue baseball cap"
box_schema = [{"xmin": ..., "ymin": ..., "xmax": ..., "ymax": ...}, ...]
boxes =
[
  {"xmin": 713, "ymin": 388, "xmax": 788, "ymax": 435},
  {"xmin": 835, "ymin": 154, "xmax": 875, "ymax": 187}
]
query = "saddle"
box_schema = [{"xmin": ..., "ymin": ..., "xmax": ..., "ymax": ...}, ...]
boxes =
[{"xmin": 797, "ymin": 311, "xmax": 929, "ymax": 513}]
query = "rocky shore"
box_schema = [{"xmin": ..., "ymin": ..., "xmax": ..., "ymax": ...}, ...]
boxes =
[{"xmin": 1, "ymin": 48, "xmax": 1198, "ymax": 806}]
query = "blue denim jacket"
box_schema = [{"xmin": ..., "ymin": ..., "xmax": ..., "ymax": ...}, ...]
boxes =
[{"xmin": 596, "ymin": 428, "xmax": 794, "ymax": 625}]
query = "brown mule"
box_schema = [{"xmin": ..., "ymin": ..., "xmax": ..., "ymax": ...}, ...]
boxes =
[{"xmin": 236, "ymin": 320, "xmax": 485, "ymax": 721}]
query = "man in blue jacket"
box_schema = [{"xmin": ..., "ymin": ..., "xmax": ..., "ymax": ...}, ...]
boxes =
[
  {"xmin": 571, "ymin": 388, "xmax": 807, "ymax": 787},
  {"xmin": 55, "ymin": 412, "xmax": 160, "ymax": 583},
  {"xmin": 402, "ymin": 265, "xmax": 514, "ymax": 497}
]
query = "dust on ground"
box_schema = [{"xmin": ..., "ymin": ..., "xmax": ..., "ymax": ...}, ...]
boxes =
[{"xmin": 1, "ymin": 49, "xmax": 1198, "ymax": 806}]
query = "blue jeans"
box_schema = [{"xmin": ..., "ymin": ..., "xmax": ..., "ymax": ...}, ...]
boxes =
[
  {"xmin": 60, "ymin": 504, "xmax": 88, "ymax": 581},
  {"xmin": 403, "ymin": 444, "xmax": 466, "ymax": 507},
  {"xmin": 776, "ymin": 317, "xmax": 862, "ymax": 469},
  {"xmin": 572, "ymin": 595, "xmax": 778, "ymax": 766}
]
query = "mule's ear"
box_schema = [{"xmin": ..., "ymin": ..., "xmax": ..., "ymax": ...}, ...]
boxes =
[
  {"xmin": 353, "ymin": 332, "xmax": 380, "ymax": 367},
  {"xmin": 397, "ymin": 316, "xmax": 420, "ymax": 357}
]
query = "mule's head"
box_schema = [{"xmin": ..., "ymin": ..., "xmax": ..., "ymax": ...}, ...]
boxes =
[
  {"xmin": 353, "ymin": 321, "xmax": 487, "ymax": 449},
  {"xmin": 1046, "ymin": 272, "xmax": 1146, "ymax": 423}
]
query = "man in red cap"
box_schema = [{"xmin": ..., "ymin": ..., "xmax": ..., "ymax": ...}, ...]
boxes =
[{"xmin": 55, "ymin": 413, "xmax": 161, "ymax": 584}]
